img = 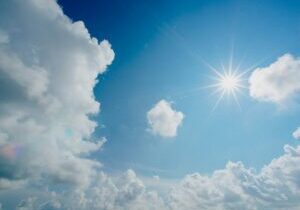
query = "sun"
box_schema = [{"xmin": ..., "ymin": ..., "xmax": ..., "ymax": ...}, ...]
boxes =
[
  {"xmin": 205, "ymin": 66, "xmax": 247, "ymax": 111},
  {"xmin": 198, "ymin": 54, "xmax": 252, "ymax": 111},
  {"xmin": 217, "ymin": 72, "xmax": 241, "ymax": 92}
]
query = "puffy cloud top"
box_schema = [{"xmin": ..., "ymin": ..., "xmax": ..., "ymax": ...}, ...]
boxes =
[
  {"xmin": 8, "ymin": 144, "xmax": 300, "ymax": 210},
  {"xmin": 0, "ymin": 0, "xmax": 114, "ymax": 188},
  {"xmin": 169, "ymin": 145, "xmax": 300, "ymax": 210},
  {"xmin": 147, "ymin": 100, "xmax": 184, "ymax": 138},
  {"xmin": 249, "ymin": 54, "xmax": 300, "ymax": 104},
  {"xmin": 293, "ymin": 127, "xmax": 300, "ymax": 140}
]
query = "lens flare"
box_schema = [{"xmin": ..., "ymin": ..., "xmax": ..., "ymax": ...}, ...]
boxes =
[{"xmin": 0, "ymin": 144, "xmax": 22, "ymax": 161}]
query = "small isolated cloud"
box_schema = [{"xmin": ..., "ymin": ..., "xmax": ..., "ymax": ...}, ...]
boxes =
[
  {"xmin": 293, "ymin": 127, "xmax": 300, "ymax": 140},
  {"xmin": 147, "ymin": 100, "xmax": 184, "ymax": 138},
  {"xmin": 249, "ymin": 54, "xmax": 300, "ymax": 104}
]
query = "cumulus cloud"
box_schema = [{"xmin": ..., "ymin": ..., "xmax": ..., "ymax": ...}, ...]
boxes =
[
  {"xmin": 4, "ymin": 144, "xmax": 300, "ymax": 210},
  {"xmin": 9, "ymin": 170, "xmax": 165, "ymax": 210},
  {"xmin": 0, "ymin": 1, "xmax": 166, "ymax": 209},
  {"xmin": 0, "ymin": 0, "xmax": 114, "ymax": 188},
  {"xmin": 293, "ymin": 127, "xmax": 300, "ymax": 140},
  {"xmin": 249, "ymin": 54, "xmax": 300, "ymax": 104},
  {"xmin": 147, "ymin": 100, "xmax": 184, "ymax": 138},
  {"xmin": 169, "ymin": 145, "xmax": 300, "ymax": 210}
]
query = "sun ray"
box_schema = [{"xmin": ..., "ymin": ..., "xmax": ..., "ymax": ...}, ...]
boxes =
[
  {"xmin": 211, "ymin": 89, "xmax": 226, "ymax": 112},
  {"xmin": 231, "ymin": 88, "xmax": 242, "ymax": 110}
]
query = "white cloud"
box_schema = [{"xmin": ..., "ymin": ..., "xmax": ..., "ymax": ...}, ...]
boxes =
[
  {"xmin": 0, "ymin": 178, "xmax": 26, "ymax": 190},
  {"xmin": 147, "ymin": 100, "xmax": 184, "ymax": 138},
  {"xmin": 293, "ymin": 127, "xmax": 300, "ymax": 140},
  {"xmin": 79, "ymin": 170, "xmax": 165, "ymax": 210},
  {"xmin": 249, "ymin": 54, "xmax": 300, "ymax": 104},
  {"xmin": 169, "ymin": 145, "xmax": 300, "ymax": 210},
  {"xmin": 0, "ymin": 0, "xmax": 114, "ymax": 188},
  {"xmin": 16, "ymin": 197, "xmax": 38, "ymax": 210},
  {"xmin": 0, "ymin": 1, "xmax": 166, "ymax": 209},
  {"xmin": 14, "ymin": 170, "xmax": 166, "ymax": 210},
  {"xmin": 4, "ymin": 144, "xmax": 300, "ymax": 210}
]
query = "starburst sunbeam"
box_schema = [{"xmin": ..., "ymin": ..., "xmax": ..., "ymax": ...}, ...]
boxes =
[{"xmin": 207, "ymin": 63, "xmax": 248, "ymax": 111}]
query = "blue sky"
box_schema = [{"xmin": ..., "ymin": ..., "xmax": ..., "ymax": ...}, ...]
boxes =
[
  {"xmin": 60, "ymin": 0, "xmax": 300, "ymax": 178},
  {"xmin": 2, "ymin": 0, "xmax": 300, "ymax": 209}
]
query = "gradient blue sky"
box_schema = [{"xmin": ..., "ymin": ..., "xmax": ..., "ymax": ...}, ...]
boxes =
[{"xmin": 59, "ymin": 0, "xmax": 300, "ymax": 178}]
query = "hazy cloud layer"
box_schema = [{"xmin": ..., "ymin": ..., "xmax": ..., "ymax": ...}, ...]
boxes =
[
  {"xmin": 147, "ymin": 100, "xmax": 184, "ymax": 138},
  {"xmin": 249, "ymin": 54, "xmax": 300, "ymax": 104}
]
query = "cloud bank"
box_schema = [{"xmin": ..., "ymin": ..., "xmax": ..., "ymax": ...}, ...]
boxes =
[
  {"xmin": 147, "ymin": 100, "xmax": 184, "ymax": 138},
  {"xmin": 169, "ymin": 145, "xmax": 300, "ymax": 210},
  {"xmin": 5, "ymin": 144, "xmax": 300, "ymax": 210}
]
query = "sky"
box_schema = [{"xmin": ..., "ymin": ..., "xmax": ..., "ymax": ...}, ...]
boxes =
[
  {"xmin": 59, "ymin": 0, "xmax": 300, "ymax": 177},
  {"xmin": 1, "ymin": 0, "xmax": 300, "ymax": 210}
]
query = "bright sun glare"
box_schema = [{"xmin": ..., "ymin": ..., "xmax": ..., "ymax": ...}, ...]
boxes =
[
  {"xmin": 205, "ymin": 64, "xmax": 247, "ymax": 111},
  {"xmin": 218, "ymin": 72, "xmax": 241, "ymax": 92}
]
